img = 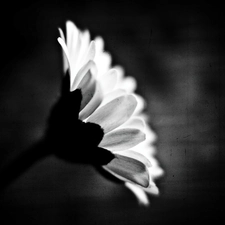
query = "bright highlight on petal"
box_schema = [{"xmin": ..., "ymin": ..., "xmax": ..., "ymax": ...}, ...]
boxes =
[
  {"xmin": 145, "ymin": 182, "xmax": 159, "ymax": 195},
  {"xmin": 57, "ymin": 37, "xmax": 71, "ymax": 74},
  {"xmin": 78, "ymin": 41, "xmax": 96, "ymax": 73},
  {"xmin": 100, "ymin": 89, "xmax": 126, "ymax": 106},
  {"xmin": 104, "ymin": 154, "xmax": 150, "ymax": 188},
  {"xmin": 115, "ymin": 150, "xmax": 152, "ymax": 168},
  {"xmin": 121, "ymin": 117, "xmax": 145, "ymax": 130},
  {"xmin": 99, "ymin": 69, "xmax": 118, "ymax": 94},
  {"xmin": 77, "ymin": 70, "xmax": 96, "ymax": 111},
  {"xmin": 79, "ymin": 82, "xmax": 103, "ymax": 120},
  {"xmin": 125, "ymin": 182, "xmax": 150, "ymax": 206},
  {"xmin": 87, "ymin": 95, "xmax": 137, "ymax": 133},
  {"xmin": 57, "ymin": 20, "xmax": 164, "ymax": 206},
  {"xmin": 71, "ymin": 60, "xmax": 96, "ymax": 91},
  {"xmin": 99, "ymin": 128, "xmax": 145, "ymax": 151}
]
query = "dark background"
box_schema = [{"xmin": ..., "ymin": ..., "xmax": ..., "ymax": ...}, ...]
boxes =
[{"xmin": 0, "ymin": 1, "xmax": 224, "ymax": 224}]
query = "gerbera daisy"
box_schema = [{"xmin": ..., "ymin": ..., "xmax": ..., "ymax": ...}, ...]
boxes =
[{"xmin": 56, "ymin": 21, "xmax": 163, "ymax": 203}]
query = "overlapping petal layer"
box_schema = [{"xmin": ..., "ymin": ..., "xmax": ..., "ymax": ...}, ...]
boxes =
[
  {"xmin": 58, "ymin": 21, "xmax": 163, "ymax": 203},
  {"xmin": 87, "ymin": 95, "xmax": 137, "ymax": 133}
]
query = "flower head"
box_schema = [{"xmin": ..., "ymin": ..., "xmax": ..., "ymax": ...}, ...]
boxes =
[{"xmin": 57, "ymin": 21, "xmax": 163, "ymax": 205}]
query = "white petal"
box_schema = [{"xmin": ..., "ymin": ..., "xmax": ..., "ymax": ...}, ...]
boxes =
[
  {"xmin": 99, "ymin": 128, "xmax": 145, "ymax": 151},
  {"xmin": 71, "ymin": 33, "xmax": 82, "ymax": 73},
  {"xmin": 87, "ymin": 95, "xmax": 137, "ymax": 133},
  {"xmin": 120, "ymin": 117, "xmax": 145, "ymax": 130},
  {"xmin": 99, "ymin": 69, "xmax": 118, "ymax": 94},
  {"xmin": 145, "ymin": 124, "xmax": 157, "ymax": 144},
  {"xmin": 121, "ymin": 76, "xmax": 137, "ymax": 93},
  {"xmin": 133, "ymin": 94, "xmax": 146, "ymax": 115},
  {"xmin": 58, "ymin": 28, "xmax": 66, "ymax": 41},
  {"xmin": 75, "ymin": 30, "xmax": 91, "ymax": 69},
  {"xmin": 134, "ymin": 144, "xmax": 155, "ymax": 158},
  {"xmin": 57, "ymin": 37, "xmax": 71, "ymax": 75},
  {"xmin": 149, "ymin": 158, "xmax": 165, "ymax": 178},
  {"xmin": 77, "ymin": 70, "xmax": 96, "ymax": 111},
  {"xmin": 114, "ymin": 66, "xmax": 125, "ymax": 84},
  {"xmin": 104, "ymin": 154, "xmax": 150, "ymax": 187},
  {"xmin": 115, "ymin": 150, "xmax": 151, "ymax": 168},
  {"xmin": 66, "ymin": 21, "xmax": 78, "ymax": 51},
  {"xmin": 94, "ymin": 36, "xmax": 104, "ymax": 54},
  {"xmin": 66, "ymin": 21, "xmax": 79, "ymax": 63},
  {"xmin": 100, "ymin": 88, "xmax": 126, "ymax": 107},
  {"xmin": 114, "ymin": 66, "xmax": 136, "ymax": 92},
  {"xmin": 95, "ymin": 52, "xmax": 112, "ymax": 77},
  {"xmin": 79, "ymin": 41, "xmax": 96, "ymax": 70},
  {"xmin": 144, "ymin": 182, "xmax": 159, "ymax": 195},
  {"xmin": 103, "ymin": 166, "xmax": 132, "ymax": 183},
  {"xmin": 58, "ymin": 29, "xmax": 69, "ymax": 73},
  {"xmin": 151, "ymin": 166, "xmax": 164, "ymax": 179},
  {"xmin": 71, "ymin": 60, "xmax": 96, "ymax": 91},
  {"xmin": 79, "ymin": 82, "xmax": 103, "ymax": 120},
  {"xmin": 125, "ymin": 182, "xmax": 149, "ymax": 206}
]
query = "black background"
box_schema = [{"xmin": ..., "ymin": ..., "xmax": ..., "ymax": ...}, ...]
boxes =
[{"xmin": 0, "ymin": 1, "xmax": 224, "ymax": 224}]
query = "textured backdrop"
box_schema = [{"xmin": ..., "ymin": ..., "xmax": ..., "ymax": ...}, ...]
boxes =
[{"xmin": 0, "ymin": 1, "xmax": 224, "ymax": 224}]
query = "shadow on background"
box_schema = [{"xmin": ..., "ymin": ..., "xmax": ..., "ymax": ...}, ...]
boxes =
[{"xmin": 0, "ymin": 1, "xmax": 224, "ymax": 224}]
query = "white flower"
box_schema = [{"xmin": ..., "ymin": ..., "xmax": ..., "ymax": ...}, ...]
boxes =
[{"xmin": 57, "ymin": 21, "xmax": 163, "ymax": 203}]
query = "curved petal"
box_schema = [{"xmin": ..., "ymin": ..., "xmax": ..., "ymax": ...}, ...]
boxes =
[
  {"xmin": 66, "ymin": 21, "xmax": 80, "ymax": 64},
  {"xmin": 121, "ymin": 76, "xmax": 137, "ymax": 93},
  {"xmin": 144, "ymin": 182, "xmax": 159, "ymax": 195},
  {"xmin": 66, "ymin": 21, "xmax": 78, "ymax": 53},
  {"xmin": 114, "ymin": 65, "xmax": 124, "ymax": 86},
  {"xmin": 99, "ymin": 69, "xmax": 118, "ymax": 94},
  {"xmin": 95, "ymin": 52, "xmax": 111, "ymax": 77},
  {"xmin": 75, "ymin": 30, "xmax": 91, "ymax": 69},
  {"xmin": 120, "ymin": 117, "xmax": 145, "ymax": 130},
  {"xmin": 79, "ymin": 82, "xmax": 103, "ymax": 121},
  {"xmin": 115, "ymin": 150, "xmax": 151, "ymax": 168},
  {"xmin": 79, "ymin": 41, "xmax": 96, "ymax": 70},
  {"xmin": 104, "ymin": 154, "xmax": 150, "ymax": 188},
  {"xmin": 77, "ymin": 70, "xmax": 96, "ymax": 111},
  {"xmin": 133, "ymin": 94, "xmax": 146, "ymax": 115},
  {"xmin": 125, "ymin": 182, "xmax": 149, "ymax": 206},
  {"xmin": 58, "ymin": 28, "xmax": 66, "ymax": 41},
  {"xmin": 100, "ymin": 88, "xmax": 126, "ymax": 107},
  {"xmin": 132, "ymin": 144, "xmax": 155, "ymax": 159},
  {"xmin": 57, "ymin": 37, "xmax": 71, "ymax": 76},
  {"xmin": 87, "ymin": 95, "xmax": 137, "ymax": 133},
  {"xmin": 145, "ymin": 124, "xmax": 157, "ymax": 144},
  {"xmin": 71, "ymin": 60, "xmax": 96, "ymax": 91},
  {"xmin": 58, "ymin": 29, "xmax": 69, "ymax": 73},
  {"xmin": 114, "ymin": 67, "xmax": 136, "ymax": 92},
  {"xmin": 95, "ymin": 36, "xmax": 104, "ymax": 51},
  {"xmin": 149, "ymin": 157, "xmax": 165, "ymax": 178},
  {"xmin": 99, "ymin": 128, "xmax": 145, "ymax": 151}
]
